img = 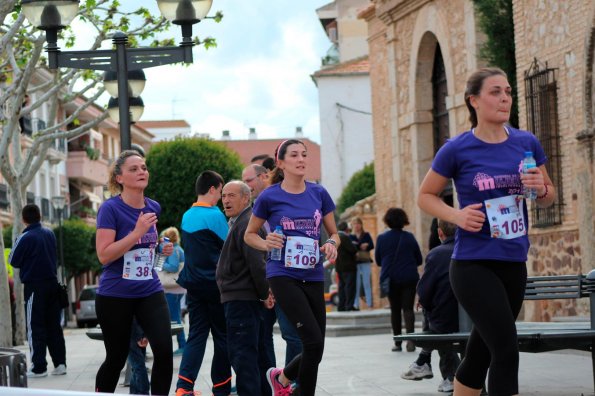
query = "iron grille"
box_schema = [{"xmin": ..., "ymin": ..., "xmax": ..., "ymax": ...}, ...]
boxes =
[{"xmin": 524, "ymin": 58, "xmax": 564, "ymax": 227}]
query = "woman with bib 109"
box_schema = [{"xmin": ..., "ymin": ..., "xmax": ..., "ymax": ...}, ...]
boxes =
[
  {"xmin": 94, "ymin": 150, "xmax": 174, "ymax": 395},
  {"xmin": 244, "ymin": 139, "xmax": 339, "ymax": 396},
  {"xmin": 418, "ymin": 68, "xmax": 555, "ymax": 396}
]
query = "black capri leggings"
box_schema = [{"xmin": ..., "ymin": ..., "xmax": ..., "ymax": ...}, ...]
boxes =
[
  {"xmin": 95, "ymin": 291, "xmax": 173, "ymax": 395},
  {"xmin": 450, "ymin": 259, "xmax": 527, "ymax": 396},
  {"xmin": 268, "ymin": 277, "xmax": 325, "ymax": 396}
]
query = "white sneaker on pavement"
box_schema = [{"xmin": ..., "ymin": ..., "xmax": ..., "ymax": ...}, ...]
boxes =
[
  {"xmin": 438, "ymin": 378, "xmax": 454, "ymax": 392},
  {"xmin": 26, "ymin": 370, "xmax": 48, "ymax": 378},
  {"xmin": 51, "ymin": 364, "xmax": 67, "ymax": 375},
  {"xmin": 400, "ymin": 362, "xmax": 433, "ymax": 380}
]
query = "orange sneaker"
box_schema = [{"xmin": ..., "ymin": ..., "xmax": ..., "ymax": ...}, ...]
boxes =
[{"xmin": 175, "ymin": 388, "xmax": 202, "ymax": 396}]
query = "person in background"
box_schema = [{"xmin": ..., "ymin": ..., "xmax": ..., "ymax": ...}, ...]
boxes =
[
  {"xmin": 175, "ymin": 170, "xmax": 231, "ymax": 396},
  {"xmin": 335, "ymin": 221, "xmax": 357, "ymax": 312},
  {"xmin": 160, "ymin": 226, "xmax": 187, "ymax": 355},
  {"xmin": 9, "ymin": 204, "xmax": 67, "ymax": 378},
  {"xmin": 350, "ymin": 217, "xmax": 374, "ymax": 310},
  {"xmin": 245, "ymin": 139, "xmax": 339, "ymax": 396},
  {"xmin": 401, "ymin": 219, "xmax": 460, "ymax": 393},
  {"xmin": 8, "ymin": 274, "xmax": 16, "ymax": 346},
  {"xmin": 375, "ymin": 208, "xmax": 422, "ymax": 353},
  {"xmin": 418, "ymin": 67, "xmax": 555, "ymax": 396},
  {"xmin": 217, "ymin": 180, "xmax": 273, "ymax": 396},
  {"xmin": 94, "ymin": 150, "xmax": 174, "ymax": 395}
]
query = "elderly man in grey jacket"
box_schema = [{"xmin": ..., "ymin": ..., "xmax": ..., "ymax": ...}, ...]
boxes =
[{"xmin": 216, "ymin": 180, "xmax": 273, "ymax": 396}]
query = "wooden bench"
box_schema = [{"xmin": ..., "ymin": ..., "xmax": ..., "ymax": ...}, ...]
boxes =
[{"xmin": 394, "ymin": 272, "xmax": 595, "ymax": 391}]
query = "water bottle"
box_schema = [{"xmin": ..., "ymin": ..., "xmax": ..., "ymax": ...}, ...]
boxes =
[
  {"xmin": 522, "ymin": 151, "xmax": 537, "ymax": 200},
  {"xmin": 270, "ymin": 226, "xmax": 284, "ymax": 261},
  {"xmin": 153, "ymin": 237, "xmax": 170, "ymax": 271}
]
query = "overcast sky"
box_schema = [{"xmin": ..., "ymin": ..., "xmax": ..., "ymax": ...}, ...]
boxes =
[{"xmin": 71, "ymin": 1, "xmax": 332, "ymax": 142}]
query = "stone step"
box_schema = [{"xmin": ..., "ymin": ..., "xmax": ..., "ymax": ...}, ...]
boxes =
[{"xmin": 323, "ymin": 308, "xmax": 424, "ymax": 337}]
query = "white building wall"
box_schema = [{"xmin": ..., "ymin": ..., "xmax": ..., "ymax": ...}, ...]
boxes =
[
  {"xmin": 146, "ymin": 126, "xmax": 191, "ymax": 141},
  {"xmin": 318, "ymin": 74, "xmax": 373, "ymax": 201}
]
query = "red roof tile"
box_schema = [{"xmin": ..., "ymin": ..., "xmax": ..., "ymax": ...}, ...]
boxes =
[{"xmin": 313, "ymin": 56, "xmax": 370, "ymax": 77}]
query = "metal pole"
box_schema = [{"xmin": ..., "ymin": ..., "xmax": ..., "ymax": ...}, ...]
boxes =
[
  {"xmin": 58, "ymin": 208, "xmax": 68, "ymax": 322},
  {"xmin": 113, "ymin": 32, "xmax": 131, "ymax": 151}
]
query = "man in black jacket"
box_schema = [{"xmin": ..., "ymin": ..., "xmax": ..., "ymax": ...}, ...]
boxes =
[
  {"xmin": 335, "ymin": 221, "xmax": 357, "ymax": 311},
  {"xmin": 9, "ymin": 204, "xmax": 66, "ymax": 377},
  {"xmin": 216, "ymin": 181, "xmax": 272, "ymax": 396},
  {"xmin": 401, "ymin": 219, "xmax": 460, "ymax": 393}
]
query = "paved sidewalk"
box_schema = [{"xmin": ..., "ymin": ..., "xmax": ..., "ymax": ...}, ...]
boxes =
[{"xmin": 18, "ymin": 326, "xmax": 594, "ymax": 395}]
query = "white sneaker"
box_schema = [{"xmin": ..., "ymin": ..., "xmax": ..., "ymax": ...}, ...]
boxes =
[
  {"xmin": 438, "ymin": 378, "xmax": 454, "ymax": 392},
  {"xmin": 26, "ymin": 370, "xmax": 48, "ymax": 378},
  {"xmin": 400, "ymin": 362, "xmax": 433, "ymax": 380},
  {"xmin": 51, "ymin": 364, "xmax": 67, "ymax": 375}
]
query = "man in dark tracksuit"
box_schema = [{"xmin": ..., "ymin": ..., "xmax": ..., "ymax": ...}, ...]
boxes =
[
  {"xmin": 9, "ymin": 204, "xmax": 66, "ymax": 377},
  {"xmin": 175, "ymin": 171, "xmax": 231, "ymax": 396},
  {"xmin": 216, "ymin": 181, "xmax": 272, "ymax": 396},
  {"xmin": 335, "ymin": 221, "xmax": 357, "ymax": 311}
]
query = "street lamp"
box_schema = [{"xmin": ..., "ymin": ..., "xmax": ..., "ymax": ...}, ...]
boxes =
[{"xmin": 21, "ymin": 0, "xmax": 213, "ymax": 151}]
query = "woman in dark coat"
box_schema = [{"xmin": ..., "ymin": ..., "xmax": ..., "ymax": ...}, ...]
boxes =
[{"xmin": 375, "ymin": 208, "xmax": 422, "ymax": 352}]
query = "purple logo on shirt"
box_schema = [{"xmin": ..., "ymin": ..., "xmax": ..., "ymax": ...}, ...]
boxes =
[
  {"xmin": 473, "ymin": 172, "xmax": 522, "ymax": 195},
  {"xmin": 280, "ymin": 212, "xmax": 321, "ymax": 238}
]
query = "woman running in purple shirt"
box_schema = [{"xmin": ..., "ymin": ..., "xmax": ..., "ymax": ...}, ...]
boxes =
[
  {"xmin": 418, "ymin": 68, "xmax": 556, "ymax": 396},
  {"xmin": 95, "ymin": 150, "xmax": 174, "ymax": 395},
  {"xmin": 245, "ymin": 139, "xmax": 339, "ymax": 396}
]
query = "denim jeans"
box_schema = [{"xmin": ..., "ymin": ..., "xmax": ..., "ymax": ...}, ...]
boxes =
[
  {"xmin": 224, "ymin": 301, "xmax": 273, "ymax": 396},
  {"xmin": 165, "ymin": 293, "xmax": 186, "ymax": 349},
  {"xmin": 128, "ymin": 320, "xmax": 149, "ymax": 395},
  {"xmin": 354, "ymin": 262, "xmax": 373, "ymax": 308},
  {"xmin": 176, "ymin": 286, "xmax": 231, "ymax": 396}
]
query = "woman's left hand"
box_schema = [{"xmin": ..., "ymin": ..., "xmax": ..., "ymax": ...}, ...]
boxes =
[
  {"xmin": 161, "ymin": 239, "xmax": 174, "ymax": 256},
  {"xmin": 520, "ymin": 166, "xmax": 546, "ymax": 195},
  {"xmin": 321, "ymin": 242, "xmax": 338, "ymax": 263}
]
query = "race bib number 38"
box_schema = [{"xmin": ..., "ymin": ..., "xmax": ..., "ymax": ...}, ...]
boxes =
[
  {"xmin": 485, "ymin": 195, "xmax": 526, "ymax": 240},
  {"xmin": 284, "ymin": 236, "xmax": 319, "ymax": 270},
  {"xmin": 123, "ymin": 248, "xmax": 154, "ymax": 281}
]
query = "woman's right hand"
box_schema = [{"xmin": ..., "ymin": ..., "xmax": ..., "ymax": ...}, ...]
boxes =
[
  {"xmin": 265, "ymin": 231, "xmax": 285, "ymax": 252},
  {"xmin": 456, "ymin": 203, "xmax": 485, "ymax": 232},
  {"xmin": 134, "ymin": 211, "xmax": 158, "ymax": 236}
]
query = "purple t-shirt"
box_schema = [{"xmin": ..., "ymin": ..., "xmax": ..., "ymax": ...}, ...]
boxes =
[
  {"xmin": 96, "ymin": 196, "xmax": 163, "ymax": 298},
  {"xmin": 432, "ymin": 127, "xmax": 547, "ymax": 262},
  {"xmin": 252, "ymin": 182, "xmax": 336, "ymax": 281}
]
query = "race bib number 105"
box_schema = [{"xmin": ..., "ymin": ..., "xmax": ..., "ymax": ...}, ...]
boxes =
[{"xmin": 485, "ymin": 195, "xmax": 526, "ymax": 240}]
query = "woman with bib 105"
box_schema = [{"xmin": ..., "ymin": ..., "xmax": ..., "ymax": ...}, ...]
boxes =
[
  {"xmin": 95, "ymin": 150, "xmax": 174, "ymax": 395},
  {"xmin": 418, "ymin": 67, "xmax": 555, "ymax": 396},
  {"xmin": 244, "ymin": 139, "xmax": 339, "ymax": 396}
]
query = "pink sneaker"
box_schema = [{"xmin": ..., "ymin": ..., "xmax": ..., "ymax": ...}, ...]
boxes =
[{"xmin": 266, "ymin": 367, "xmax": 293, "ymax": 396}]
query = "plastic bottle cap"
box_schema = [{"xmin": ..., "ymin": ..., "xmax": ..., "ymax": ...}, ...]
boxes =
[
  {"xmin": 275, "ymin": 225, "xmax": 282, "ymax": 231},
  {"xmin": 524, "ymin": 151, "xmax": 533, "ymax": 157}
]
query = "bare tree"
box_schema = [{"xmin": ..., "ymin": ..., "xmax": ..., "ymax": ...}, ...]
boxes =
[{"xmin": 0, "ymin": 0, "xmax": 219, "ymax": 346}]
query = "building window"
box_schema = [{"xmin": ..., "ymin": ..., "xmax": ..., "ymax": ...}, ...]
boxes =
[
  {"xmin": 26, "ymin": 192, "xmax": 35, "ymax": 205},
  {"xmin": 524, "ymin": 58, "xmax": 564, "ymax": 227},
  {"xmin": 0, "ymin": 184, "xmax": 9, "ymax": 210},
  {"xmin": 41, "ymin": 198, "xmax": 50, "ymax": 222}
]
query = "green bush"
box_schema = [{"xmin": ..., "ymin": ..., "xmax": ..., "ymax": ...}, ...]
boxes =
[
  {"xmin": 2, "ymin": 225, "xmax": 12, "ymax": 249},
  {"xmin": 145, "ymin": 137, "xmax": 244, "ymax": 230},
  {"xmin": 53, "ymin": 219, "xmax": 101, "ymax": 279},
  {"xmin": 337, "ymin": 162, "xmax": 375, "ymax": 214}
]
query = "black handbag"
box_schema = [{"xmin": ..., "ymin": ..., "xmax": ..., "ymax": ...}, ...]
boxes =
[{"xmin": 58, "ymin": 283, "xmax": 69, "ymax": 308}]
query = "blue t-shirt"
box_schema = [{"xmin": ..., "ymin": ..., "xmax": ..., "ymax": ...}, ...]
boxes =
[
  {"xmin": 252, "ymin": 182, "xmax": 336, "ymax": 281},
  {"xmin": 96, "ymin": 196, "xmax": 163, "ymax": 298},
  {"xmin": 432, "ymin": 127, "xmax": 547, "ymax": 262}
]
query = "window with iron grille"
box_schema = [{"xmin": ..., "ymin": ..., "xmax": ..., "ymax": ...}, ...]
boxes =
[
  {"xmin": 41, "ymin": 198, "xmax": 50, "ymax": 222},
  {"xmin": 524, "ymin": 58, "xmax": 564, "ymax": 227}
]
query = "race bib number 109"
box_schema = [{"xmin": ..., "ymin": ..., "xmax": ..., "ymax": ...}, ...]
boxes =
[{"xmin": 284, "ymin": 236, "xmax": 319, "ymax": 270}]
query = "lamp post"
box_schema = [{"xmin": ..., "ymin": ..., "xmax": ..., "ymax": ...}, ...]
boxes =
[
  {"xmin": 51, "ymin": 195, "xmax": 67, "ymax": 319},
  {"xmin": 21, "ymin": 0, "xmax": 213, "ymax": 151}
]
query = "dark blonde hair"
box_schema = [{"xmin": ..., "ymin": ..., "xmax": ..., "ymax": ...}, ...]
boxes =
[
  {"xmin": 161, "ymin": 226, "xmax": 180, "ymax": 244},
  {"xmin": 464, "ymin": 67, "xmax": 508, "ymax": 128},
  {"xmin": 107, "ymin": 150, "xmax": 145, "ymax": 195},
  {"xmin": 271, "ymin": 139, "xmax": 307, "ymax": 184},
  {"xmin": 351, "ymin": 217, "xmax": 365, "ymax": 232}
]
